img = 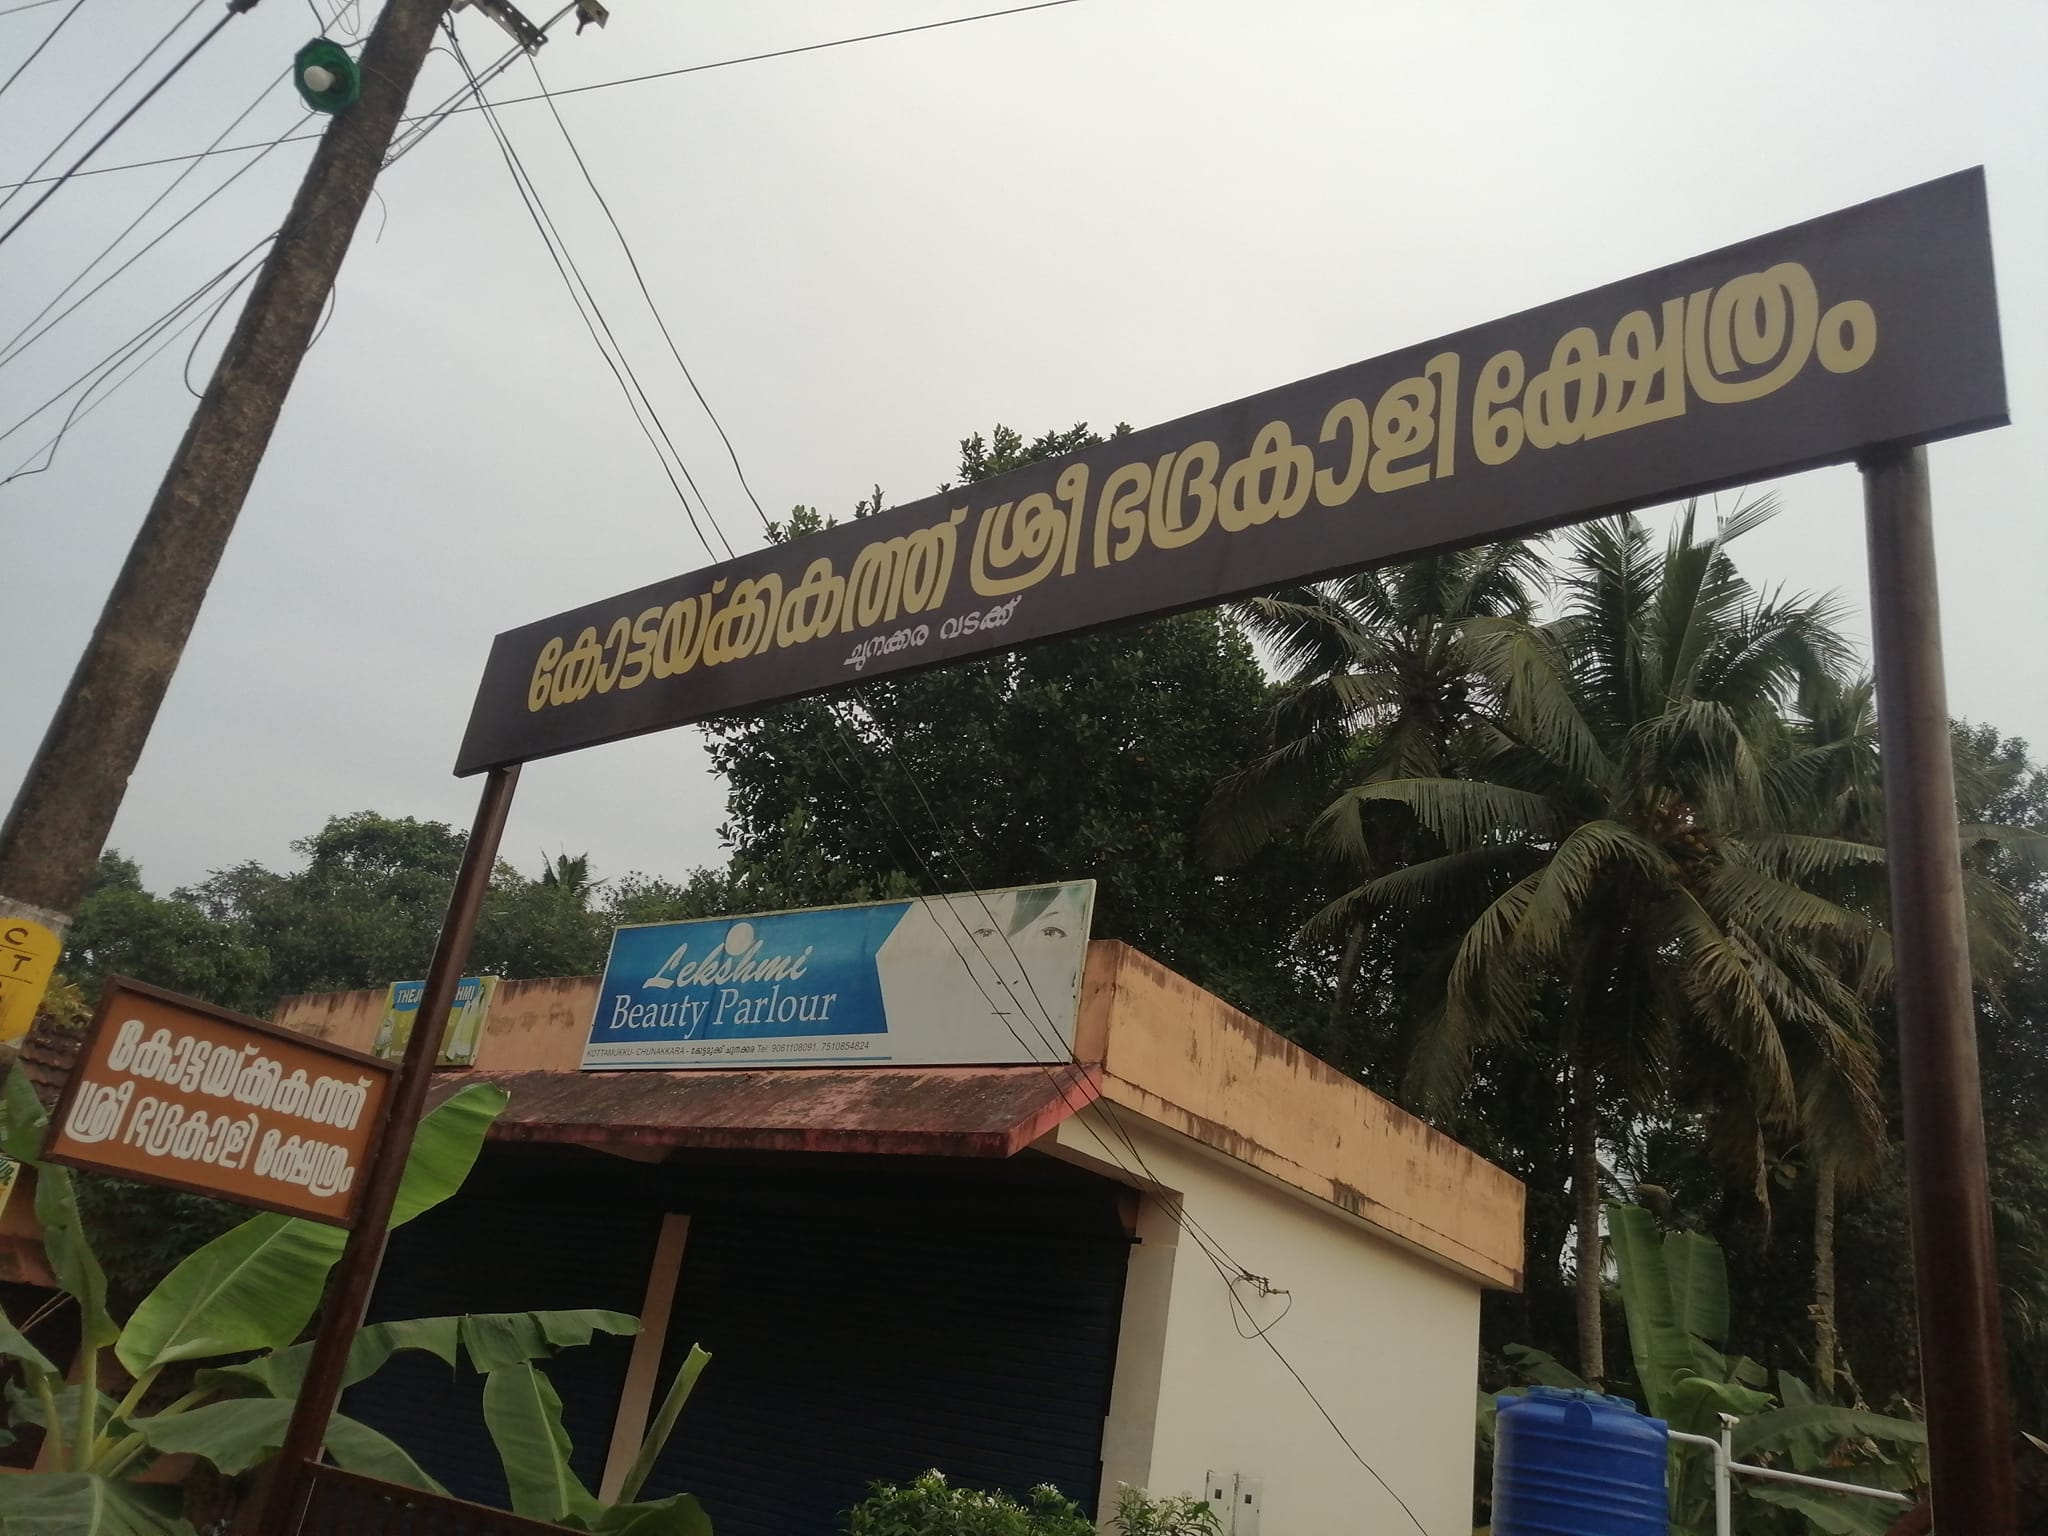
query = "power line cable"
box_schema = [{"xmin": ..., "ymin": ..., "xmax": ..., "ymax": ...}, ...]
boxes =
[
  {"xmin": 0, "ymin": 0, "xmax": 204, "ymax": 214},
  {"xmin": 444, "ymin": 21, "xmax": 728, "ymax": 564},
  {"xmin": 522, "ymin": 52, "xmax": 773, "ymax": 529},
  {"xmin": 0, "ymin": 0, "xmax": 251, "ymax": 249},
  {"xmin": 478, "ymin": 76, "xmax": 1433, "ymax": 1501},
  {"xmin": 0, "ymin": 0, "xmax": 1090, "ymax": 190},
  {"xmin": 796, "ymin": 705, "xmax": 1424, "ymax": 1530},
  {"xmin": 0, "ymin": 233, "xmax": 265, "ymax": 452},
  {"xmin": 504, "ymin": 29, "xmax": 1311, "ymax": 1299},
  {"xmin": 0, "ymin": 0, "xmax": 74, "ymax": 17},
  {"xmin": 4, "ymin": 248, "xmax": 263, "ymax": 484},
  {"xmin": 0, "ymin": 0, "xmax": 86, "ymax": 104},
  {"xmin": 808, "ymin": 710, "xmax": 1429, "ymax": 1534},
  {"xmin": 181, "ymin": 248, "xmax": 267, "ymax": 395},
  {"xmin": 468, "ymin": 27, "xmax": 1378, "ymax": 1454},
  {"xmin": 385, "ymin": 5, "xmax": 573, "ymax": 166},
  {"xmin": 0, "ymin": 79, "xmax": 302, "ymax": 370},
  {"xmin": 1, "ymin": 234, "xmax": 272, "ymax": 480}
]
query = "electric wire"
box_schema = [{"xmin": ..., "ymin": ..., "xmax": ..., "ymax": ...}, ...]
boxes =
[
  {"xmin": 0, "ymin": 0, "xmax": 248, "ymax": 250},
  {"xmin": 0, "ymin": 0, "xmax": 1091, "ymax": 190},
  {"xmin": 799, "ymin": 709, "xmax": 1425, "ymax": 1533},
  {"xmin": 1, "ymin": 234, "xmax": 272, "ymax": 482},
  {"xmin": 483, "ymin": 88, "xmax": 1267, "ymax": 1263},
  {"xmin": 0, "ymin": 0, "xmax": 73, "ymax": 18},
  {"xmin": 500, "ymin": 6, "xmax": 1321, "ymax": 1341},
  {"xmin": 384, "ymin": 5, "xmax": 574, "ymax": 167},
  {"xmin": 444, "ymin": 21, "xmax": 728, "ymax": 565},
  {"xmin": 0, "ymin": 77, "xmax": 302, "ymax": 370},
  {"xmin": 181, "ymin": 249, "xmax": 266, "ymax": 395},
  {"xmin": 0, "ymin": 0, "xmax": 201, "ymax": 213},
  {"xmin": 523, "ymin": 52, "xmax": 773, "ymax": 528},
  {"xmin": 0, "ymin": 0, "xmax": 86, "ymax": 106}
]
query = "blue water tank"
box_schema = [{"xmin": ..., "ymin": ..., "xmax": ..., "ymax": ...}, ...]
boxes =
[{"xmin": 1492, "ymin": 1386, "xmax": 1668, "ymax": 1535}]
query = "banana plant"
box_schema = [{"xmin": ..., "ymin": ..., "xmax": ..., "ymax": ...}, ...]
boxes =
[
  {"xmin": 0, "ymin": 1070, "xmax": 648, "ymax": 1534},
  {"xmin": 1485, "ymin": 1203, "xmax": 1926, "ymax": 1536},
  {"xmin": 479, "ymin": 1343, "xmax": 715, "ymax": 1534}
]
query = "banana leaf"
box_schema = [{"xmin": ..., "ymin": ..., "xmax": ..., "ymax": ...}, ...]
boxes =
[
  {"xmin": 6, "ymin": 1379, "xmax": 121, "ymax": 1432},
  {"xmin": 117, "ymin": 1083, "xmax": 508, "ymax": 1375},
  {"xmin": 614, "ymin": 1344, "xmax": 709, "ymax": 1504},
  {"xmin": 133, "ymin": 1396, "xmax": 443, "ymax": 1491},
  {"xmin": 481, "ymin": 1361, "xmax": 602, "ymax": 1527},
  {"xmin": 1744, "ymin": 1483, "xmax": 1905, "ymax": 1536},
  {"xmin": 0, "ymin": 1300, "xmax": 57, "ymax": 1376},
  {"xmin": 0, "ymin": 1067, "xmax": 47, "ymax": 1162},
  {"xmin": 3, "ymin": 1073, "xmax": 117, "ymax": 1349},
  {"xmin": 0, "ymin": 1474, "xmax": 194, "ymax": 1536},
  {"xmin": 1606, "ymin": 1202, "xmax": 1691, "ymax": 1418},
  {"xmin": 1731, "ymin": 1402, "xmax": 1926, "ymax": 1461},
  {"xmin": 200, "ymin": 1309, "xmax": 638, "ymax": 1399},
  {"xmin": 1500, "ymin": 1343, "xmax": 1590, "ymax": 1390},
  {"xmin": 461, "ymin": 1309, "xmax": 639, "ymax": 1373},
  {"xmin": 196, "ymin": 1314, "xmax": 462, "ymax": 1400},
  {"xmin": 592, "ymin": 1493, "xmax": 715, "ymax": 1536}
]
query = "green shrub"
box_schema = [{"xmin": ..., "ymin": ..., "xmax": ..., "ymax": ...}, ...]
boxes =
[
  {"xmin": 845, "ymin": 1473, "xmax": 1223, "ymax": 1536},
  {"xmin": 1111, "ymin": 1485, "xmax": 1223, "ymax": 1535},
  {"xmin": 846, "ymin": 1471, "xmax": 1092, "ymax": 1535}
]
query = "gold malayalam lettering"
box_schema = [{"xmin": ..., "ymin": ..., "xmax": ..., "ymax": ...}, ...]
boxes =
[{"xmin": 519, "ymin": 261, "xmax": 1880, "ymax": 711}]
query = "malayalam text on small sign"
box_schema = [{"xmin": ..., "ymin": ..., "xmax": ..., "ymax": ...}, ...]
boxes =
[{"xmin": 43, "ymin": 978, "xmax": 394, "ymax": 1225}]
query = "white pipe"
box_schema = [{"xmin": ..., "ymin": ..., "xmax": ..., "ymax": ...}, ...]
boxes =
[
  {"xmin": 1670, "ymin": 1431, "xmax": 1732, "ymax": 1536},
  {"xmin": 1667, "ymin": 1424, "xmax": 1914, "ymax": 1523}
]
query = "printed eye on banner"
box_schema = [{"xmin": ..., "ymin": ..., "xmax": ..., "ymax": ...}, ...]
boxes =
[{"xmin": 456, "ymin": 169, "xmax": 2006, "ymax": 776}]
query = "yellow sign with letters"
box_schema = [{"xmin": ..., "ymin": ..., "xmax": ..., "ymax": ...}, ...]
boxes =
[{"xmin": 0, "ymin": 915, "xmax": 61, "ymax": 1042}]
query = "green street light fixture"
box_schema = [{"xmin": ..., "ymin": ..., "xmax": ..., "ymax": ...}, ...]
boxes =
[{"xmin": 294, "ymin": 37, "xmax": 361, "ymax": 113}]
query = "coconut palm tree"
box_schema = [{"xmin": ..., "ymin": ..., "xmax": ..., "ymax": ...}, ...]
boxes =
[
  {"xmin": 1203, "ymin": 545, "xmax": 1544, "ymax": 1042},
  {"xmin": 1753, "ymin": 682, "xmax": 2042, "ymax": 1395},
  {"xmin": 1311, "ymin": 498, "xmax": 1881, "ymax": 1382}
]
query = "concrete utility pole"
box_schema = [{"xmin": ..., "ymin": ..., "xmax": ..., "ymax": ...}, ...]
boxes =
[{"xmin": 0, "ymin": 0, "xmax": 457, "ymax": 993}]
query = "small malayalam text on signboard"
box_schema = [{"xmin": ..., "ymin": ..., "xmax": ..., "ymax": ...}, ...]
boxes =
[
  {"xmin": 584, "ymin": 881, "xmax": 1096, "ymax": 1070},
  {"xmin": 458, "ymin": 170, "xmax": 2006, "ymax": 774},
  {"xmin": 43, "ymin": 978, "xmax": 394, "ymax": 1226}
]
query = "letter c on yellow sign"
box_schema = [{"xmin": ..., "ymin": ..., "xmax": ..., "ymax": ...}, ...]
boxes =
[{"xmin": 0, "ymin": 916, "xmax": 63, "ymax": 1042}]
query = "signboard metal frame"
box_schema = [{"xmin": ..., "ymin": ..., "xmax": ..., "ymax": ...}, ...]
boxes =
[{"xmin": 277, "ymin": 172, "xmax": 2021, "ymax": 1532}]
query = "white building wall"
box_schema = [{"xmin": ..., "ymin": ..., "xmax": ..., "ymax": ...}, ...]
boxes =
[{"xmin": 1063, "ymin": 1111, "xmax": 1482, "ymax": 1535}]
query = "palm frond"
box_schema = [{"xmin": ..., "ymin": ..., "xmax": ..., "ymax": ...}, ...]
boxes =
[{"xmin": 1318, "ymin": 777, "xmax": 1568, "ymax": 855}]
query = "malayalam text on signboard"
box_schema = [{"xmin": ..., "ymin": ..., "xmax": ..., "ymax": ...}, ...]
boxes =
[
  {"xmin": 43, "ymin": 978, "xmax": 394, "ymax": 1225},
  {"xmin": 584, "ymin": 881, "xmax": 1096, "ymax": 1070},
  {"xmin": 457, "ymin": 170, "xmax": 2006, "ymax": 773}
]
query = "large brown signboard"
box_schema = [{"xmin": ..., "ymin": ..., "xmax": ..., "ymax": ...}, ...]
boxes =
[
  {"xmin": 456, "ymin": 168, "xmax": 2006, "ymax": 775},
  {"xmin": 43, "ymin": 978, "xmax": 394, "ymax": 1226}
]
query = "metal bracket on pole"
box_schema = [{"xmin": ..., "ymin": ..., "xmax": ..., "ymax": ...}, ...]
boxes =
[{"xmin": 452, "ymin": 0, "xmax": 551, "ymax": 52}]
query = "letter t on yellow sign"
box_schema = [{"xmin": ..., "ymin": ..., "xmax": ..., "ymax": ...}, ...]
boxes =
[{"xmin": 0, "ymin": 914, "xmax": 62, "ymax": 1042}]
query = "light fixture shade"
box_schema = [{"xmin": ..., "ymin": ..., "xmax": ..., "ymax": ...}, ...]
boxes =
[{"xmin": 294, "ymin": 37, "xmax": 361, "ymax": 114}]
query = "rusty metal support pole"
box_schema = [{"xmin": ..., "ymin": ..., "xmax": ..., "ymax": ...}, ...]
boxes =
[
  {"xmin": 1862, "ymin": 443, "xmax": 2015, "ymax": 1534},
  {"xmin": 262, "ymin": 764, "xmax": 519, "ymax": 1533}
]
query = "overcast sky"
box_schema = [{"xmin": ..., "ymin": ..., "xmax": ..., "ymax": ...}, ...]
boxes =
[{"xmin": 3, "ymin": 0, "xmax": 2044, "ymax": 899}]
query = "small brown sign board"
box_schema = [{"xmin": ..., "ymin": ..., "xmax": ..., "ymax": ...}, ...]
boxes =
[
  {"xmin": 456, "ymin": 168, "xmax": 2007, "ymax": 775},
  {"xmin": 43, "ymin": 978, "xmax": 394, "ymax": 1226}
]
